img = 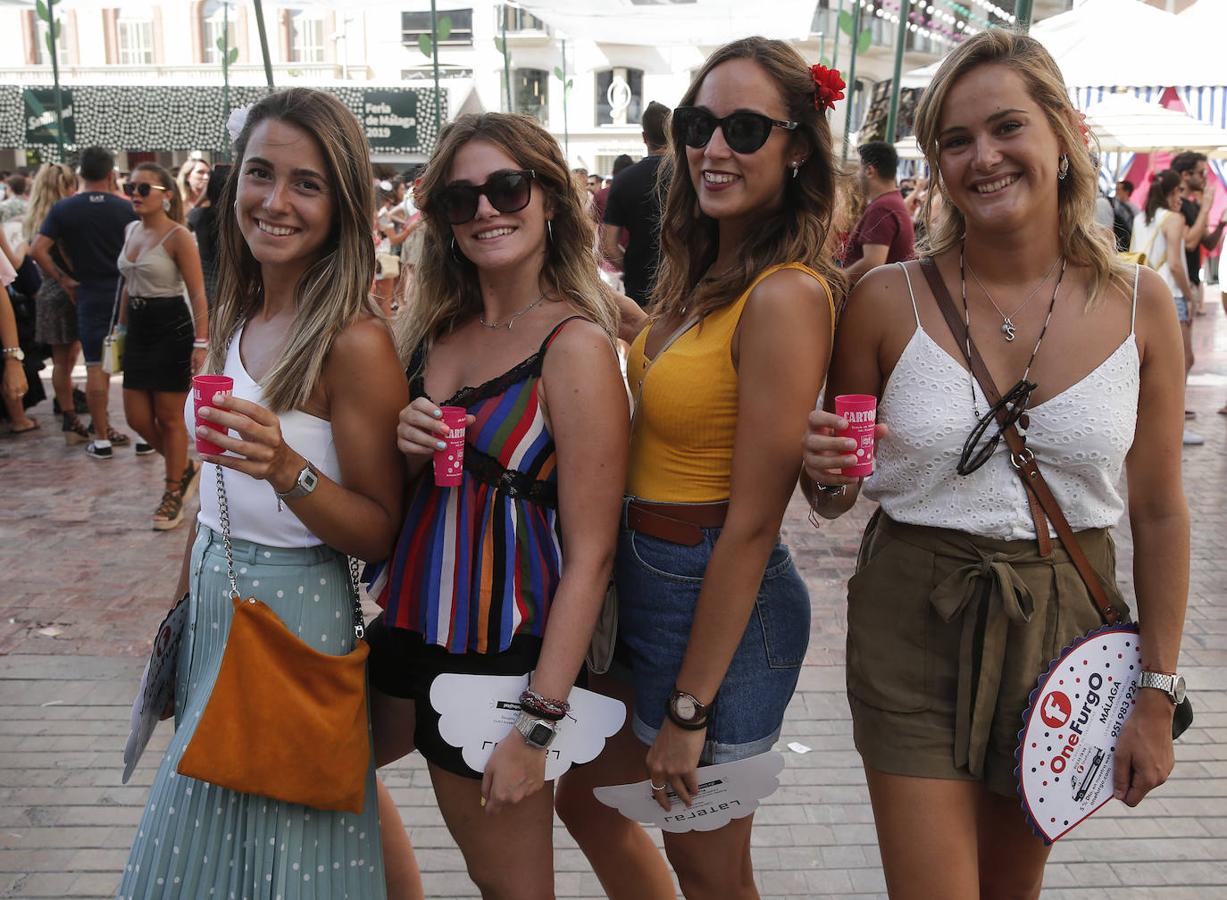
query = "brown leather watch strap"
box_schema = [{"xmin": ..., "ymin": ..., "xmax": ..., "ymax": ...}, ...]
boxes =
[{"xmin": 918, "ymin": 257, "xmax": 1119, "ymax": 626}]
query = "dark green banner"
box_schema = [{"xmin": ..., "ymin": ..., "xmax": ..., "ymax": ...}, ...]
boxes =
[
  {"xmin": 23, "ymin": 87, "xmax": 74, "ymax": 146},
  {"xmin": 360, "ymin": 90, "xmax": 420, "ymax": 151}
]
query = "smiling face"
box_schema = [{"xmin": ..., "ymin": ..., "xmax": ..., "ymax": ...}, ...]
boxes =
[
  {"xmin": 687, "ymin": 58, "xmax": 800, "ymax": 227},
  {"xmin": 446, "ymin": 139, "xmax": 548, "ymax": 274},
  {"xmin": 236, "ymin": 118, "xmax": 334, "ymax": 271},
  {"xmin": 935, "ymin": 63, "xmax": 1063, "ymax": 235}
]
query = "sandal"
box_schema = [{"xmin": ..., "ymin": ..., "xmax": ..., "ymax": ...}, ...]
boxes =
[
  {"xmin": 152, "ymin": 487, "xmax": 185, "ymax": 531},
  {"xmin": 87, "ymin": 423, "xmax": 131, "ymax": 446},
  {"xmin": 63, "ymin": 414, "xmax": 90, "ymax": 446},
  {"xmin": 180, "ymin": 461, "xmax": 201, "ymax": 502}
]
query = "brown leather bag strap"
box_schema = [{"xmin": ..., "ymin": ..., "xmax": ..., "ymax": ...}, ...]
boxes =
[{"xmin": 917, "ymin": 258, "xmax": 1120, "ymax": 626}]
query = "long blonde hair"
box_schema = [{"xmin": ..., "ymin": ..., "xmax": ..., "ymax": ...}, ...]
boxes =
[
  {"xmin": 397, "ymin": 113, "xmax": 616, "ymax": 364},
  {"xmin": 177, "ymin": 158, "xmax": 210, "ymax": 208},
  {"xmin": 913, "ymin": 29, "xmax": 1128, "ymax": 303},
  {"xmin": 207, "ymin": 88, "xmax": 379, "ymax": 412},
  {"xmin": 652, "ymin": 37, "xmax": 846, "ymax": 321},
  {"xmin": 132, "ymin": 162, "xmax": 185, "ymax": 225},
  {"xmin": 24, "ymin": 163, "xmax": 76, "ymax": 242}
]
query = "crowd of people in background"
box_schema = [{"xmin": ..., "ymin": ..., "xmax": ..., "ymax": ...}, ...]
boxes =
[{"xmin": 0, "ymin": 25, "xmax": 1216, "ymax": 900}]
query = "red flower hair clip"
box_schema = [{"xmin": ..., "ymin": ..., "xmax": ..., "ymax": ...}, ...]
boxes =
[
  {"xmin": 811, "ymin": 64, "xmax": 846, "ymax": 114},
  {"xmin": 1076, "ymin": 111, "xmax": 1091, "ymax": 147}
]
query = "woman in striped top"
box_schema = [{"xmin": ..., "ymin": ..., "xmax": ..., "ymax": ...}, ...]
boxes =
[{"xmin": 364, "ymin": 112, "xmax": 629, "ymax": 897}]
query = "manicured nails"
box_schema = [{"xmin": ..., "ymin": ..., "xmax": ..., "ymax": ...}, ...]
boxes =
[
  {"xmin": 432, "ymin": 408, "xmax": 442, "ymax": 418},
  {"xmin": 435, "ymin": 441, "xmax": 446, "ymax": 451}
]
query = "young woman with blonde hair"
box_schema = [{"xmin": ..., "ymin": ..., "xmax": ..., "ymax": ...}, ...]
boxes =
[
  {"xmin": 803, "ymin": 30, "xmax": 1188, "ymax": 898},
  {"xmin": 120, "ymin": 88, "xmax": 406, "ymax": 898},
  {"xmin": 557, "ymin": 36, "xmax": 842, "ymax": 899},
  {"xmin": 176, "ymin": 157, "xmax": 211, "ymax": 216},
  {"xmin": 364, "ymin": 111, "xmax": 627, "ymax": 898},
  {"xmin": 116, "ymin": 162, "xmax": 209, "ymax": 529},
  {"xmin": 25, "ymin": 163, "xmax": 85, "ymax": 441}
]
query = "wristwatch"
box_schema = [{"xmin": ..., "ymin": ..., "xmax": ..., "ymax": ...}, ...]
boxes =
[
  {"xmin": 274, "ymin": 461, "xmax": 319, "ymax": 503},
  {"xmin": 667, "ymin": 690, "xmax": 710, "ymax": 730},
  {"xmin": 514, "ymin": 710, "xmax": 558, "ymax": 750},
  {"xmin": 1138, "ymin": 670, "xmax": 1187, "ymax": 705},
  {"xmin": 2, "ymin": 347, "xmax": 24, "ymax": 363}
]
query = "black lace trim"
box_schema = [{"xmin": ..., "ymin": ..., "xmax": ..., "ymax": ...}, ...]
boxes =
[{"xmin": 464, "ymin": 445, "xmax": 557, "ymax": 508}]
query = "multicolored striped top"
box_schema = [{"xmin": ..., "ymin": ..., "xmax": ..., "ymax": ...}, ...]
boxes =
[{"xmin": 367, "ymin": 317, "xmax": 582, "ymax": 654}]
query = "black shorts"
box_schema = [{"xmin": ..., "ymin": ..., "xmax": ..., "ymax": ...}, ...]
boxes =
[{"xmin": 365, "ymin": 614, "xmax": 550, "ymax": 780}]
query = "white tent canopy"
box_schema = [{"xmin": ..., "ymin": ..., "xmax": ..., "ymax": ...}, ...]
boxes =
[
  {"xmin": 902, "ymin": 0, "xmax": 1221, "ymax": 91},
  {"xmin": 1083, "ymin": 94, "xmax": 1227, "ymax": 154}
]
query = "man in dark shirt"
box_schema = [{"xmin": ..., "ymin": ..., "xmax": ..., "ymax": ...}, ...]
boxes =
[
  {"xmin": 31, "ymin": 145, "xmax": 137, "ymax": 458},
  {"xmin": 842, "ymin": 141, "xmax": 915, "ymax": 286},
  {"xmin": 602, "ymin": 102, "xmax": 670, "ymax": 306},
  {"xmin": 1171, "ymin": 151, "xmax": 1223, "ymax": 317}
]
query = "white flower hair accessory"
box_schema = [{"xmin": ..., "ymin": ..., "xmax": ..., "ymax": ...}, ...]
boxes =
[{"xmin": 226, "ymin": 105, "xmax": 253, "ymax": 143}]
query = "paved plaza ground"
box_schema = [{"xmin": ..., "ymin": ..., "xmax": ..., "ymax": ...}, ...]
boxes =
[{"xmin": 1, "ymin": 298, "xmax": 1225, "ymax": 899}]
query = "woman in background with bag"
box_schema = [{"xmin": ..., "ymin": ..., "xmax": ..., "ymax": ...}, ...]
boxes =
[
  {"xmin": 557, "ymin": 37, "xmax": 841, "ymax": 899},
  {"xmin": 116, "ymin": 163, "xmax": 210, "ymax": 530},
  {"xmin": 362, "ymin": 111, "xmax": 626, "ymax": 898},
  {"xmin": 119, "ymin": 88, "xmax": 406, "ymax": 900},
  {"xmin": 802, "ymin": 31, "xmax": 1188, "ymax": 899}
]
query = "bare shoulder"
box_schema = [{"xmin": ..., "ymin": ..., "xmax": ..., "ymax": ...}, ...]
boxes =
[
  {"xmin": 542, "ymin": 316, "xmax": 616, "ymax": 368},
  {"xmin": 747, "ymin": 266, "xmax": 832, "ymax": 312},
  {"xmin": 1131, "ymin": 264, "xmax": 1180, "ymax": 351},
  {"xmin": 328, "ymin": 314, "xmax": 401, "ymax": 374},
  {"xmin": 842, "ymin": 261, "xmax": 914, "ymax": 330}
]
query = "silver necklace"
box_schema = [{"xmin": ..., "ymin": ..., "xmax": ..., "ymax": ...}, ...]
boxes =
[
  {"xmin": 479, "ymin": 293, "xmax": 546, "ymax": 330},
  {"xmin": 965, "ymin": 254, "xmax": 1061, "ymax": 342}
]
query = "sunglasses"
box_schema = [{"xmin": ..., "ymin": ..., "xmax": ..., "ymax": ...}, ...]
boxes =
[
  {"xmin": 436, "ymin": 170, "xmax": 536, "ymax": 225},
  {"xmin": 957, "ymin": 379, "xmax": 1036, "ymax": 476},
  {"xmin": 672, "ymin": 106, "xmax": 799, "ymax": 155},
  {"xmin": 123, "ymin": 182, "xmax": 169, "ymax": 199}
]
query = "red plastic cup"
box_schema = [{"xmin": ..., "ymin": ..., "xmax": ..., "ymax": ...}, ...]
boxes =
[
  {"xmin": 193, "ymin": 374, "xmax": 234, "ymax": 455},
  {"xmin": 433, "ymin": 406, "xmax": 467, "ymax": 487},
  {"xmin": 835, "ymin": 394, "xmax": 877, "ymax": 478}
]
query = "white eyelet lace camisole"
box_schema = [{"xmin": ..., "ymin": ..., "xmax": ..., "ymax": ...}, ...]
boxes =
[{"xmin": 861, "ymin": 263, "xmax": 1140, "ymax": 541}]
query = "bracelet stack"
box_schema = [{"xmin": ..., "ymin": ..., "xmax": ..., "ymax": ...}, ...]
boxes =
[
  {"xmin": 192, "ymin": 338, "xmax": 210, "ymax": 349},
  {"xmin": 518, "ymin": 688, "xmax": 569, "ymax": 721}
]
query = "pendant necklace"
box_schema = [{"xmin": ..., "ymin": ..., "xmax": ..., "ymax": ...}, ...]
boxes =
[
  {"xmin": 964, "ymin": 253, "xmax": 1061, "ymax": 342},
  {"xmin": 479, "ymin": 293, "xmax": 546, "ymax": 330},
  {"xmin": 959, "ymin": 244, "xmax": 1066, "ymax": 420}
]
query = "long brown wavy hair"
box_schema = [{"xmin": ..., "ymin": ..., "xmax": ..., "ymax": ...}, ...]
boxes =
[
  {"xmin": 397, "ymin": 113, "xmax": 616, "ymax": 365},
  {"xmin": 132, "ymin": 163, "xmax": 185, "ymax": 225},
  {"xmin": 651, "ymin": 36, "xmax": 846, "ymax": 322},
  {"xmin": 206, "ymin": 88, "xmax": 379, "ymax": 412},
  {"xmin": 913, "ymin": 29, "xmax": 1129, "ymax": 304}
]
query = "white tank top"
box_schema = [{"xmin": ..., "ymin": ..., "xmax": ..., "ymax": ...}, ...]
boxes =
[
  {"xmin": 862, "ymin": 263, "xmax": 1140, "ymax": 541},
  {"xmin": 117, "ymin": 222, "xmax": 187, "ymax": 297},
  {"xmin": 186, "ymin": 325, "xmax": 341, "ymax": 547},
  {"xmin": 1129, "ymin": 209, "xmax": 1186, "ymax": 298}
]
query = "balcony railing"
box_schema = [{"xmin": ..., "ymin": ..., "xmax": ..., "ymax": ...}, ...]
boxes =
[{"xmin": 0, "ymin": 62, "xmax": 344, "ymax": 85}]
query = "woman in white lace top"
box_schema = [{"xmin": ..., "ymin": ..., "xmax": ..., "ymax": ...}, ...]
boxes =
[{"xmin": 802, "ymin": 31, "xmax": 1189, "ymax": 899}]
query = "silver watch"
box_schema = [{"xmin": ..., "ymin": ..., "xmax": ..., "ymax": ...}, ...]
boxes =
[
  {"xmin": 2, "ymin": 347, "xmax": 24, "ymax": 363},
  {"xmin": 514, "ymin": 710, "xmax": 558, "ymax": 750},
  {"xmin": 274, "ymin": 461, "xmax": 319, "ymax": 502},
  {"xmin": 1138, "ymin": 671, "xmax": 1186, "ymax": 704}
]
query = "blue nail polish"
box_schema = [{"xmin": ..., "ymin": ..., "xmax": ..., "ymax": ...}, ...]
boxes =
[
  {"xmin": 432, "ymin": 409, "xmax": 442, "ymax": 418},
  {"xmin": 436, "ymin": 441, "xmax": 446, "ymax": 450}
]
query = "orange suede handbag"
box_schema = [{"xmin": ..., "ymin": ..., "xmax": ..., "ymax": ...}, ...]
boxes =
[{"xmin": 176, "ymin": 469, "xmax": 371, "ymax": 814}]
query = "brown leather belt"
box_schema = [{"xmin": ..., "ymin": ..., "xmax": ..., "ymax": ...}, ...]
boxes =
[{"xmin": 625, "ymin": 499, "xmax": 729, "ymax": 547}]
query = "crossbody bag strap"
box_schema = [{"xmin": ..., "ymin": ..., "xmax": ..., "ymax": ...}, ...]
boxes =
[{"xmin": 918, "ymin": 258, "xmax": 1120, "ymax": 626}]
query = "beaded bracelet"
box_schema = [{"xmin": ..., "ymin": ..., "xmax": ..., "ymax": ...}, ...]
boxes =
[{"xmin": 519, "ymin": 688, "xmax": 569, "ymax": 721}]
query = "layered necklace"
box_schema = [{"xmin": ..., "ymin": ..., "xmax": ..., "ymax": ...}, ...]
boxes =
[
  {"xmin": 479, "ymin": 292, "xmax": 546, "ymax": 330},
  {"xmin": 964, "ymin": 253, "xmax": 1061, "ymax": 342}
]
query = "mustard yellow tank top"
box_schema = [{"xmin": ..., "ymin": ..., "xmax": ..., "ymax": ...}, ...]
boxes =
[{"xmin": 626, "ymin": 262, "xmax": 834, "ymax": 503}]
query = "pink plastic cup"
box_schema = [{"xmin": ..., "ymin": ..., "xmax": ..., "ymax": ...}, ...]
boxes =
[
  {"xmin": 193, "ymin": 375, "xmax": 234, "ymax": 456},
  {"xmin": 835, "ymin": 394, "xmax": 877, "ymax": 478},
  {"xmin": 433, "ymin": 406, "xmax": 467, "ymax": 487}
]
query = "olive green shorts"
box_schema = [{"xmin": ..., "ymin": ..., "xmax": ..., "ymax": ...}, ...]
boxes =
[{"xmin": 846, "ymin": 512, "xmax": 1129, "ymax": 798}]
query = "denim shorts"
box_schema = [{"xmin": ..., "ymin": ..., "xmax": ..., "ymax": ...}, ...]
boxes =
[
  {"xmin": 614, "ymin": 523, "xmax": 809, "ymax": 763},
  {"xmin": 1174, "ymin": 294, "xmax": 1190, "ymax": 323},
  {"xmin": 75, "ymin": 283, "xmax": 116, "ymax": 365}
]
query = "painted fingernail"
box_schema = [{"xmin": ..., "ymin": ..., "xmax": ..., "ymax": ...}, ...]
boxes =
[
  {"xmin": 435, "ymin": 441, "xmax": 446, "ymax": 450},
  {"xmin": 432, "ymin": 409, "xmax": 442, "ymax": 418},
  {"xmin": 197, "ymin": 426, "xmax": 208, "ymax": 436},
  {"xmin": 213, "ymin": 392, "xmax": 225, "ymax": 403}
]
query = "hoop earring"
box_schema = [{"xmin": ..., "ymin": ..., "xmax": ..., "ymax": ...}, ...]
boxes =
[
  {"xmin": 1057, "ymin": 154, "xmax": 1069, "ymax": 181},
  {"xmin": 546, "ymin": 220, "xmax": 554, "ymax": 246},
  {"xmin": 450, "ymin": 236, "xmax": 464, "ymax": 263}
]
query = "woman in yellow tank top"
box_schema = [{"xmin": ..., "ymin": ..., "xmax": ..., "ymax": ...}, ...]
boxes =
[{"xmin": 556, "ymin": 37, "xmax": 845, "ymax": 899}]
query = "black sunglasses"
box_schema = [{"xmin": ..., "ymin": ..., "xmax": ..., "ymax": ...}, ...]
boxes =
[
  {"xmin": 957, "ymin": 379, "xmax": 1037, "ymax": 476},
  {"xmin": 436, "ymin": 170, "xmax": 536, "ymax": 225},
  {"xmin": 672, "ymin": 106, "xmax": 799, "ymax": 155},
  {"xmin": 123, "ymin": 182, "xmax": 169, "ymax": 199}
]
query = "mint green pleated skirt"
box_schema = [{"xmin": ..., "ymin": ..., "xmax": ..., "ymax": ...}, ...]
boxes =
[{"xmin": 118, "ymin": 525, "xmax": 386, "ymax": 900}]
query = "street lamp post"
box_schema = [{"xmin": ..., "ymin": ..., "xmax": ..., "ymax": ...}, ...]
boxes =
[
  {"xmin": 1014, "ymin": 0, "xmax": 1033, "ymax": 32},
  {"xmin": 885, "ymin": 0, "xmax": 910, "ymax": 145},
  {"xmin": 46, "ymin": 0, "xmax": 66, "ymax": 162},
  {"xmin": 252, "ymin": 0, "xmax": 275, "ymax": 90},
  {"xmin": 840, "ymin": 0, "xmax": 863, "ymax": 163},
  {"xmin": 430, "ymin": 0, "xmax": 443, "ymax": 136}
]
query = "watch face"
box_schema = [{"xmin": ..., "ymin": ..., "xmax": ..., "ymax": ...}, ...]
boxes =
[
  {"xmin": 1173, "ymin": 675, "xmax": 1187, "ymax": 704},
  {"xmin": 527, "ymin": 722, "xmax": 554, "ymax": 746},
  {"xmin": 674, "ymin": 695, "xmax": 697, "ymax": 720}
]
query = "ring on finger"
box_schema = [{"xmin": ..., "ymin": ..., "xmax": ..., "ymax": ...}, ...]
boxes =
[{"xmin": 650, "ymin": 781, "xmax": 667, "ymax": 791}]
